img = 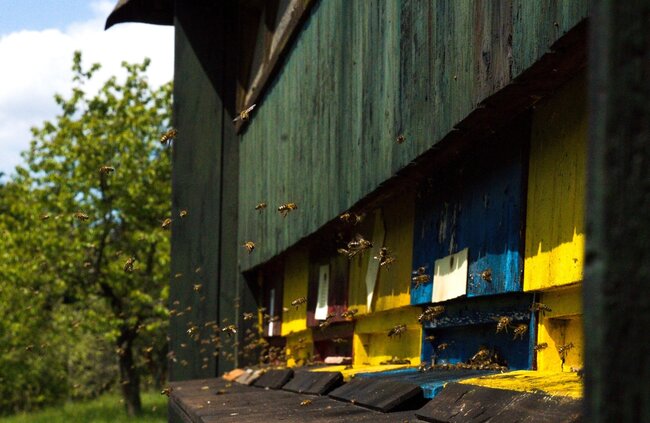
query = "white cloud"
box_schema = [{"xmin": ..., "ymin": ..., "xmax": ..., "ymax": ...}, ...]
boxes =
[{"xmin": 0, "ymin": 0, "xmax": 174, "ymax": 178}]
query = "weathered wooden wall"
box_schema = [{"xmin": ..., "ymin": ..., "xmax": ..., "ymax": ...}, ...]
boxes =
[{"xmin": 238, "ymin": 0, "xmax": 589, "ymax": 271}]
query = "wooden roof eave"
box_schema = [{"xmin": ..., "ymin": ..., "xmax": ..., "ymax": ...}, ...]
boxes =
[{"xmin": 104, "ymin": 0, "xmax": 173, "ymax": 30}]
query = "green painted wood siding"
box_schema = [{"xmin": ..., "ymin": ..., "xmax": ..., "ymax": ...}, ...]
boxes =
[{"xmin": 238, "ymin": 0, "xmax": 588, "ymax": 271}]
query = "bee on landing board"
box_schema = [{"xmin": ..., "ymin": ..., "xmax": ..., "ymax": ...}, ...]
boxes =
[
  {"xmin": 291, "ymin": 296, "xmax": 306, "ymax": 308},
  {"xmin": 387, "ymin": 324, "xmax": 407, "ymax": 338}
]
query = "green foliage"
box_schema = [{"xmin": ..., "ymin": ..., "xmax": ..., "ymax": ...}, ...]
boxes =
[
  {"xmin": 0, "ymin": 391, "xmax": 166, "ymax": 423},
  {"xmin": 0, "ymin": 52, "xmax": 172, "ymax": 414}
]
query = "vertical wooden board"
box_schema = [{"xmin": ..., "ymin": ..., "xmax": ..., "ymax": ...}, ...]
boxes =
[
  {"xmin": 170, "ymin": 1, "xmax": 226, "ymax": 381},
  {"xmin": 374, "ymin": 192, "xmax": 414, "ymax": 312},
  {"xmin": 535, "ymin": 285, "xmax": 583, "ymax": 372},
  {"xmin": 524, "ymin": 74, "xmax": 586, "ymax": 291},
  {"xmin": 236, "ymin": 0, "xmax": 587, "ymax": 272},
  {"xmin": 411, "ymin": 131, "xmax": 526, "ymax": 304},
  {"xmin": 281, "ymin": 249, "xmax": 309, "ymax": 336}
]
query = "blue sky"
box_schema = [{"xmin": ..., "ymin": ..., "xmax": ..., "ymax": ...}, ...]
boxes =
[
  {"xmin": 0, "ymin": 1, "xmax": 95, "ymax": 34},
  {"xmin": 0, "ymin": 0, "xmax": 174, "ymax": 179}
]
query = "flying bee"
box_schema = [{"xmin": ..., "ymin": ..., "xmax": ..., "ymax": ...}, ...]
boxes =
[
  {"xmin": 40, "ymin": 213, "xmax": 50, "ymax": 221},
  {"xmin": 179, "ymin": 209, "xmax": 188, "ymax": 218},
  {"xmin": 73, "ymin": 211, "xmax": 89, "ymax": 221},
  {"xmin": 282, "ymin": 307, "xmax": 290, "ymax": 312},
  {"xmin": 437, "ymin": 342, "xmax": 449, "ymax": 351},
  {"xmin": 161, "ymin": 218, "xmax": 172, "ymax": 230},
  {"xmin": 318, "ymin": 320, "xmax": 331, "ymax": 330},
  {"xmin": 557, "ymin": 342, "xmax": 574, "ymax": 359},
  {"xmin": 339, "ymin": 211, "xmax": 364, "ymax": 225},
  {"xmin": 187, "ymin": 326, "xmax": 199, "ymax": 336},
  {"xmin": 530, "ymin": 302, "xmax": 552, "ymax": 316},
  {"xmin": 242, "ymin": 312, "xmax": 254, "ymax": 320},
  {"xmin": 299, "ymin": 399, "xmax": 312, "ymax": 406},
  {"xmin": 341, "ymin": 308, "xmax": 358, "ymax": 319},
  {"xmin": 174, "ymin": 273, "xmax": 183, "ymax": 279},
  {"xmin": 291, "ymin": 296, "xmax": 307, "ymax": 308},
  {"xmin": 512, "ymin": 324, "xmax": 528, "ymax": 340},
  {"xmin": 325, "ymin": 312, "xmax": 337, "ymax": 321},
  {"xmin": 233, "ymin": 104, "xmax": 256, "ymax": 123},
  {"xmin": 99, "ymin": 165, "xmax": 115, "ymax": 175},
  {"xmin": 255, "ymin": 202, "xmax": 267, "ymax": 212},
  {"xmin": 193, "ymin": 284, "xmax": 202, "ymax": 292},
  {"xmin": 161, "ymin": 387, "xmax": 173, "ymax": 397},
  {"xmin": 396, "ymin": 134, "xmax": 406, "ymax": 144},
  {"xmin": 374, "ymin": 247, "xmax": 396, "ymax": 269},
  {"xmin": 480, "ymin": 268, "xmax": 492, "ymax": 282},
  {"xmin": 533, "ymin": 342, "xmax": 548, "ymax": 351},
  {"xmin": 123, "ymin": 257, "xmax": 135, "ymax": 273},
  {"xmin": 243, "ymin": 241, "xmax": 256, "ymax": 253},
  {"xmin": 418, "ymin": 305, "xmax": 445, "ymax": 323},
  {"xmin": 160, "ymin": 128, "xmax": 177, "ymax": 145},
  {"xmin": 222, "ymin": 325, "xmax": 237, "ymax": 336},
  {"xmin": 388, "ymin": 324, "xmax": 407, "ymax": 338},
  {"xmin": 332, "ymin": 338, "xmax": 348, "ymax": 344},
  {"xmin": 495, "ymin": 316, "xmax": 512, "ymax": 333},
  {"xmin": 418, "ymin": 362, "xmax": 429, "ymax": 372},
  {"xmin": 278, "ymin": 202, "xmax": 298, "ymax": 217},
  {"xmin": 411, "ymin": 274, "xmax": 431, "ymax": 289},
  {"xmin": 424, "ymin": 335, "xmax": 436, "ymax": 343}
]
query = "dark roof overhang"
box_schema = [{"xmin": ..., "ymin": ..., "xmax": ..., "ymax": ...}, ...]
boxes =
[{"xmin": 105, "ymin": 0, "xmax": 173, "ymax": 30}]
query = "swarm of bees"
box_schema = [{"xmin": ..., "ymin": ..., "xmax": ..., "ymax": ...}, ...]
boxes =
[
  {"xmin": 417, "ymin": 305, "xmax": 445, "ymax": 323},
  {"xmin": 278, "ymin": 202, "xmax": 298, "ymax": 217},
  {"xmin": 291, "ymin": 296, "xmax": 306, "ymax": 308},
  {"xmin": 233, "ymin": 104, "xmax": 256, "ymax": 123},
  {"xmin": 388, "ymin": 324, "xmax": 407, "ymax": 338},
  {"xmin": 160, "ymin": 128, "xmax": 177, "ymax": 145},
  {"xmin": 374, "ymin": 247, "xmax": 396, "ymax": 269},
  {"xmin": 243, "ymin": 241, "xmax": 256, "ymax": 253},
  {"xmin": 411, "ymin": 266, "xmax": 431, "ymax": 288}
]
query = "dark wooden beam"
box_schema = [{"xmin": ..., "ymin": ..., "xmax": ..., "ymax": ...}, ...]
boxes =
[{"xmin": 584, "ymin": 0, "xmax": 650, "ymax": 421}]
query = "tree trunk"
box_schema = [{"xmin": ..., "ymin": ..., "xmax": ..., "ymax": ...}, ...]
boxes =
[{"xmin": 118, "ymin": 340, "xmax": 142, "ymax": 416}]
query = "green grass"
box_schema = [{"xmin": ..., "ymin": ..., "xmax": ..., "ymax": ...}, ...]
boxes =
[{"xmin": 0, "ymin": 391, "xmax": 167, "ymax": 423}]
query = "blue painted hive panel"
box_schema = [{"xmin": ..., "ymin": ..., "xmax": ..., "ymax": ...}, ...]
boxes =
[
  {"xmin": 419, "ymin": 294, "xmax": 534, "ymax": 370},
  {"xmin": 410, "ymin": 140, "xmax": 527, "ymax": 304}
]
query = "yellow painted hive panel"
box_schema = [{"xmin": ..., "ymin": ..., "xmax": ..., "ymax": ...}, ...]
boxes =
[
  {"xmin": 524, "ymin": 74, "xmax": 587, "ymax": 291},
  {"xmin": 281, "ymin": 249, "xmax": 310, "ymax": 336}
]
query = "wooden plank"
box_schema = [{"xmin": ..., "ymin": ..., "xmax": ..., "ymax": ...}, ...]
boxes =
[
  {"xmin": 415, "ymin": 382, "xmax": 582, "ymax": 422},
  {"xmin": 328, "ymin": 378, "xmax": 424, "ymax": 412},
  {"xmin": 253, "ymin": 369, "xmax": 294, "ymax": 389},
  {"xmin": 237, "ymin": 1, "xmax": 589, "ymax": 272},
  {"xmin": 585, "ymin": 1, "xmax": 650, "ymax": 421},
  {"xmin": 282, "ymin": 371, "xmax": 343, "ymax": 395},
  {"xmin": 410, "ymin": 117, "xmax": 528, "ymax": 304}
]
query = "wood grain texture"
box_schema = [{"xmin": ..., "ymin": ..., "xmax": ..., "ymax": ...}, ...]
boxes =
[
  {"xmin": 524, "ymin": 74, "xmax": 587, "ymax": 291},
  {"xmin": 410, "ymin": 120, "xmax": 528, "ymax": 304},
  {"xmin": 585, "ymin": 1, "xmax": 650, "ymax": 421},
  {"xmin": 237, "ymin": 0, "xmax": 588, "ymax": 271}
]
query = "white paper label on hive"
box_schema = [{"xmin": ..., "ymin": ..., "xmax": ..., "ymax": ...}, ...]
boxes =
[
  {"xmin": 315, "ymin": 264, "xmax": 330, "ymax": 320},
  {"xmin": 268, "ymin": 288, "xmax": 276, "ymax": 336},
  {"xmin": 432, "ymin": 248, "xmax": 468, "ymax": 302}
]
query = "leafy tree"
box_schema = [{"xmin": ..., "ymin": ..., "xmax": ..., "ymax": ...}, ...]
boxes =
[{"xmin": 0, "ymin": 52, "xmax": 172, "ymax": 416}]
